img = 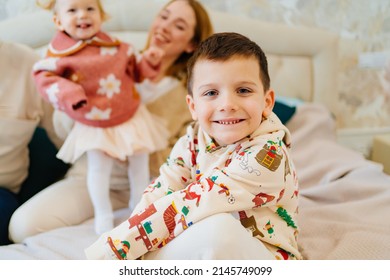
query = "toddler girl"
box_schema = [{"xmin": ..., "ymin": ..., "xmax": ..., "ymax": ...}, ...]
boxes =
[{"xmin": 33, "ymin": 0, "xmax": 169, "ymax": 234}]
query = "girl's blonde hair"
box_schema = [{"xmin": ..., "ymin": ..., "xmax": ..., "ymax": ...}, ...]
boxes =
[{"xmin": 36, "ymin": 0, "xmax": 109, "ymax": 21}]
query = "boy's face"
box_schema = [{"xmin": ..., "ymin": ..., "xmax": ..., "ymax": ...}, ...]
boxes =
[
  {"xmin": 53, "ymin": 0, "xmax": 102, "ymax": 40},
  {"xmin": 186, "ymin": 56, "xmax": 274, "ymax": 146}
]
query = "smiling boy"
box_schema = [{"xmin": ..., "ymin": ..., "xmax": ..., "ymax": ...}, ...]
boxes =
[{"xmin": 86, "ymin": 32, "xmax": 301, "ymax": 260}]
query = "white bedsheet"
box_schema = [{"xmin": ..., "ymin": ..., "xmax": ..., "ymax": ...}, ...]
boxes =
[{"xmin": 1, "ymin": 103, "xmax": 389, "ymax": 260}]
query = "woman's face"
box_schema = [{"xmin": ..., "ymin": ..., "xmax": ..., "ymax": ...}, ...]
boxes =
[{"xmin": 149, "ymin": 1, "xmax": 196, "ymax": 61}]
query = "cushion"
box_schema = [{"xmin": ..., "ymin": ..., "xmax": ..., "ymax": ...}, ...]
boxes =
[
  {"xmin": 273, "ymin": 100, "xmax": 297, "ymax": 124},
  {"xmin": 18, "ymin": 127, "xmax": 70, "ymax": 203}
]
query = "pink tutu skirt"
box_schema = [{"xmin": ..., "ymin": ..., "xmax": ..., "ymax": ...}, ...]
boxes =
[{"xmin": 57, "ymin": 104, "xmax": 169, "ymax": 163}]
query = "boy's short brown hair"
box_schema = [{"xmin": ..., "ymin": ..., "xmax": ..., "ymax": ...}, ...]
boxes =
[{"xmin": 187, "ymin": 32, "xmax": 270, "ymax": 95}]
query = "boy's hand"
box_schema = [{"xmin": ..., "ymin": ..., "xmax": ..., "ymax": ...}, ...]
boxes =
[{"xmin": 143, "ymin": 46, "xmax": 164, "ymax": 67}]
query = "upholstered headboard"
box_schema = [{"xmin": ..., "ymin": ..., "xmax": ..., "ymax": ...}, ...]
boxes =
[{"xmin": 0, "ymin": 0, "xmax": 338, "ymax": 115}]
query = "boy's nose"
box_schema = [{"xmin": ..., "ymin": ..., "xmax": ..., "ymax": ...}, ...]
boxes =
[{"xmin": 219, "ymin": 93, "xmax": 238, "ymax": 111}]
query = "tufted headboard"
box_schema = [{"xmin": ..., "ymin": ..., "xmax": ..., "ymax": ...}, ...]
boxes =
[{"xmin": 0, "ymin": 0, "xmax": 338, "ymax": 116}]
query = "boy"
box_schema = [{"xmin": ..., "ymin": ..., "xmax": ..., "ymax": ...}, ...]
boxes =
[{"xmin": 85, "ymin": 32, "xmax": 301, "ymax": 260}]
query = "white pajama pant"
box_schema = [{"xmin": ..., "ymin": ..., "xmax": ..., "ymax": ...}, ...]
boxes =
[{"xmin": 144, "ymin": 213, "xmax": 275, "ymax": 260}]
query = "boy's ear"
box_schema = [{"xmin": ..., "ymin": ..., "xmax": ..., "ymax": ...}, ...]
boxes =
[
  {"xmin": 262, "ymin": 89, "xmax": 275, "ymax": 118},
  {"xmin": 53, "ymin": 15, "xmax": 64, "ymax": 31},
  {"xmin": 186, "ymin": 94, "xmax": 198, "ymax": 121}
]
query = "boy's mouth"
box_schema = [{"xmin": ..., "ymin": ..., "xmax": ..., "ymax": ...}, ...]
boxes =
[{"xmin": 215, "ymin": 119, "xmax": 244, "ymax": 125}]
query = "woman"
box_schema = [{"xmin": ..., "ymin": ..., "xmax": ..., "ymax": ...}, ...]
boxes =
[
  {"xmin": 142, "ymin": 0, "xmax": 213, "ymax": 177},
  {"xmin": 9, "ymin": 0, "xmax": 214, "ymax": 243}
]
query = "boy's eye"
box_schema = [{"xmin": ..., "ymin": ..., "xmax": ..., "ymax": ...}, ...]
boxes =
[
  {"xmin": 204, "ymin": 90, "xmax": 218, "ymax": 97},
  {"xmin": 87, "ymin": 7, "xmax": 96, "ymax": 11},
  {"xmin": 237, "ymin": 88, "xmax": 251, "ymax": 94},
  {"xmin": 67, "ymin": 8, "xmax": 76, "ymax": 13}
]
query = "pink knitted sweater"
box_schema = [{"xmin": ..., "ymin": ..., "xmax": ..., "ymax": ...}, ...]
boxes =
[{"xmin": 33, "ymin": 31, "xmax": 159, "ymax": 128}]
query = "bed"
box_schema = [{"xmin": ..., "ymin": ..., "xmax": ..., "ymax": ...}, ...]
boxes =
[{"xmin": 1, "ymin": 0, "xmax": 389, "ymax": 260}]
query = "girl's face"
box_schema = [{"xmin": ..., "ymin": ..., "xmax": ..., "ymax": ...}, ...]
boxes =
[
  {"xmin": 186, "ymin": 56, "xmax": 275, "ymax": 146},
  {"xmin": 53, "ymin": 0, "xmax": 102, "ymax": 40},
  {"xmin": 149, "ymin": 0, "xmax": 196, "ymax": 62}
]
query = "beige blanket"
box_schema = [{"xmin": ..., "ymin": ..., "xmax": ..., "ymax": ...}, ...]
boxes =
[
  {"xmin": 1, "ymin": 104, "xmax": 389, "ymax": 260},
  {"xmin": 290, "ymin": 104, "xmax": 390, "ymax": 259}
]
